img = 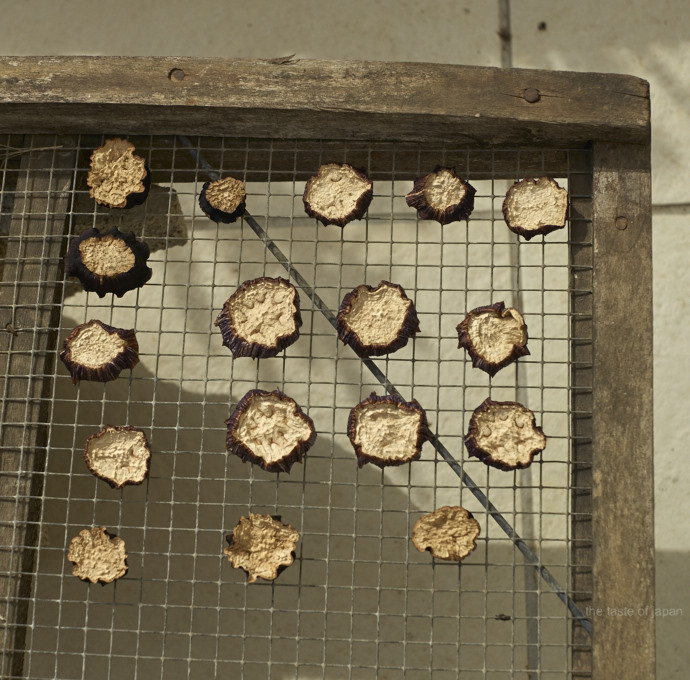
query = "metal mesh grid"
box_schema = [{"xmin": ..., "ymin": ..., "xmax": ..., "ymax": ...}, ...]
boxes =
[{"xmin": 0, "ymin": 134, "xmax": 594, "ymax": 679}]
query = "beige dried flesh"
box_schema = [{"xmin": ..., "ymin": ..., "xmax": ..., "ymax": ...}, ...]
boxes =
[
  {"xmin": 227, "ymin": 279, "xmax": 298, "ymax": 346},
  {"xmin": 504, "ymin": 178, "xmax": 568, "ymax": 231},
  {"xmin": 465, "ymin": 307, "xmax": 526, "ymax": 364},
  {"xmin": 234, "ymin": 394, "xmax": 314, "ymax": 465},
  {"xmin": 85, "ymin": 427, "xmax": 150, "ymax": 487},
  {"xmin": 66, "ymin": 322, "xmax": 127, "ymax": 369},
  {"xmin": 473, "ymin": 403, "xmax": 546, "ymax": 468},
  {"xmin": 305, "ymin": 164, "xmax": 371, "ymax": 221},
  {"xmin": 353, "ymin": 402, "xmax": 423, "ymax": 463},
  {"xmin": 67, "ymin": 526, "xmax": 128, "ymax": 583},
  {"xmin": 412, "ymin": 506, "xmax": 480, "ymax": 561},
  {"xmin": 423, "ymin": 169, "xmax": 468, "ymax": 211},
  {"xmin": 224, "ymin": 514, "xmax": 299, "ymax": 583},
  {"xmin": 88, "ymin": 138, "xmax": 147, "ymax": 208},
  {"xmin": 344, "ymin": 284, "xmax": 412, "ymax": 346},
  {"xmin": 78, "ymin": 235, "xmax": 136, "ymax": 277},
  {"xmin": 205, "ymin": 177, "xmax": 246, "ymax": 211}
]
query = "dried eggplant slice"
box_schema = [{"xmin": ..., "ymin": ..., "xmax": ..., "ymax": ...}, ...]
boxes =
[
  {"xmin": 405, "ymin": 166, "xmax": 476, "ymax": 225},
  {"xmin": 215, "ymin": 277, "xmax": 302, "ymax": 359},
  {"xmin": 412, "ymin": 506, "xmax": 480, "ymax": 561},
  {"xmin": 64, "ymin": 226, "xmax": 152, "ymax": 298},
  {"xmin": 87, "ymin": 137, "xmax": 151, "ymax": 209},
  {"xmin": 502, "ymin": 176, "xmax": 568, "ymax": 240},
  {"xmin": 224, "ymin": 513, "xmax": 299, "ymax": 583},
  {"xmin": 464, "ymin": 398, "xmax": 546, "ymax": 470},
  {"xmin": 59, "ymin": 320, "xmax": 139, "ymax": 385},
  {"xmin": 456, "ymin": 301, "xmax": 529, "ymax": 376},
  {"xmin": 347, "ymin": 393, "xmax": 431, "ymax": 468},
  {"xmin": 67, "ymin": 526, "xmax": 128, "ymax": 584},
  {"xmin": 225, "ymin": 389, "xmax": 316, "ymax": 473},
  {"xmin": 337, "ymin": 281, "xmax": 420, "ymax": 358},
  {"xmin": 198, "ymin": 176, "xmax": 247, "ymax": 223},
  {"xmin": 84, "ymin": 425, "xmax": 151, "ymax": 489},
  {"xmin": 303, "ymin": 163, "xmax": 373, "ymax": 227}
]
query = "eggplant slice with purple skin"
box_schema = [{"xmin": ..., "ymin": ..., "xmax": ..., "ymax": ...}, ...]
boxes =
[
  {"xmin": 405, "ymin": 166, "xmax": 476, "ymax": 225},
  {"xmin": 464, "ymin": 398, "xmax": 546, "ymax": 471},
  {"xmin": 225, "ymin": 389, "xmax": 316, "ymax": 473},
  {"xmin": 337, "ymin": 281, "xmax": 420, "ymax": 358},
  {"xmin": 67, "ymin": 527, "xmax": 128, "ymax": 584},
  {"xmin": 224, "ymin": 513, "xmax": 300, "ymax": 583},
  {"xmin": 456, "ymin": 301, "xmax": 529, "ymax": 377},
  {"xmin": 303, "ymin": 163, "xmax": 373, "ymax": 227},
  {"xmin": 198, "ymin": 176, "xmax": 247, "ymax": 223},
  {"xmin": 215, "ymin": 277, "xmax": 302, "ymax": 359},
  {"xmin": 502, "ymin": 176, "xmax": 568, "ymax": 240},
  {"xmin": 411, "ymin": 506, "xmax": 481, "ymax": 562},
  {"xmin": 64, "ymin": 226, "xmax": 152, "ymax": 298},
  {"xmin": 87, "ymin": 137, "xmax": 151, "ymax": 209},
  {"xmin": 59, "ymin": 319, "xmax": 139, "ymax": 385},
  {"xmin": 347, "ymin": 393, "xmax": 431, "ymax": 469},
  {"xmin": 83, "ymin": 425, "xmax": 151, "ymax": 489}
]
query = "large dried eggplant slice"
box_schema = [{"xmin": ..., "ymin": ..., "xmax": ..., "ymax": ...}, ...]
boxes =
[
  {"xmin": 464, "ymin": 398, "xmax": 546, "ymax": 470},
  {"xmin": 84, "ymin": 425, "xmax": 151, "ymax": 489},
  {"xmin": 224, "ymin": 514, "xmax": 299, "ymax": 583},
  {"xmin": 215, "ymin": 277, "xmax": 301, "ymax": 358},
  {"xmin": 303, "ymin": 163, "xmax": 373, "ymax": 227},
  {"xmin": 405, "ymin": 166, "xmax": 476, "ymax": 225},
  {"xmin": 502, "ymin": 176, "xmax": 568, "ymax": 240},
  {"xmin": 87, "ymin": 137, "xmax": 150, "ymax": 209},
  {"xmin": 457, "ymin": 301, "xmax": 529, "ymax": 376},
  {"xmin": 225, "ymin": 389, "xmax": 316, "ymax": 473},
  {"xmin": 199, "ymin": 176, "xmax": 247, "ymax": 223},
  {"xmin": 347, "ymin": 393, "xmax": 431, "ymax": 469},
  {"xmin": 412, "ymin": 506, "xmax": 480, "ymax": 561},
  {"xmin": 67, "ymin": 526, "xmax": 128, "ymax": 584},
  {"xmin": 64, "ymin": 226, "xmax": 152, "ymax": 298},
  {"xmin": 337, "ymin": 281, "xmax": 420, "ymax": 357},
  {"xmin": 59, "ymin": 320, "xmax": 139, "ymax": 385}
]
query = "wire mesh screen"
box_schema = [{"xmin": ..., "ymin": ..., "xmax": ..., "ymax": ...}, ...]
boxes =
[{"xmin": 0, "ymin": 135, "xmax": 594, "ymax": 679}]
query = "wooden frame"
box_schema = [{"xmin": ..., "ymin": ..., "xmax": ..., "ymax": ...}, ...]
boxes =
[{"xmin": 0, "ymin": 58, "xmax": 653, "ymax": 679}]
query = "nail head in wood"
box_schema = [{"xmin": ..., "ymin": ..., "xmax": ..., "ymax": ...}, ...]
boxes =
[
  {"xmin": 523, "ymin": 88, "xmax": 541, "ymax": 103},
  {"xmin": 615, "ymin": 216, "xmax": 628, "ymax": 230},
  {"xmin": 168, "ymin": 68, "xmax": 186, "ymax": 82}
]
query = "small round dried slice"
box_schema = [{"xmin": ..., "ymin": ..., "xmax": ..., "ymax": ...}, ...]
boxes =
[
  {"xmin": 456, "ymin": 301, "xmax": 529, "ymax": 377},
  {"xmin": 215, "ymin": 277, "xmax": 302, "ymax": 359},
  {"xmin": 64, "ymin": 226, "xmax": 152, "ymax": 298},
  {"xmin": 303, "ymin": 163, "xmax": 373, "ymax": 227},
  {"xmin": 87, "ymin": 137, "xmax": 151, "ymax": 209},
  {"xmin": 224, "ymin": 514, "xmax": 299, "ymax": 583},
  {"xmin": 347, "ymin": 393, "xmax": 431, "ymax": 468},
  {"xmin": 337, "ymin": 281, "xmax": 420, "ymax": 357},
  {"xmin": 405, "ymin": 166, "xmax": 476, "ymax": 225},
  {"xmin": 502, "ymin": 176, "xmax": 568, "ymax": 240},
  {"xmin": 67, "ymin": 526, "xmax": 128, "ymax": 584},
  {"xmin": 464, "ymin": 398, "xmax": 546, "ymax": 470},
  {"xmin": 226, "ymin": 389, "xmax": 316, "ymax": 473},
  {"xmin": 198, "ymin": 176, "xmax": 247, "ymax": 223},
  {"xmin": 412, "ymin": 506, "xmax": 480, "ymax": 561},
  {"xmin": 59, "ymin": 320, "xmax": 139, "ymax": 385},
  {"xmin": 84, "ymin": 425, "xmax": 151, "ymax": 489}
]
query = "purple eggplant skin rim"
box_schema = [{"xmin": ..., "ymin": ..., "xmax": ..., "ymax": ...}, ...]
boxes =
[
  {"xmin": 456, "ymin": 300, "xmax": 530, "ymax": 377},
  {"xmin": 59, "ymin": 320, "xmax": 139, "ymax": 385},
  {"xmin": 83, "ymin": 425, "xmax": 151, "ymax": 489},
  {"xmin": 64, "ymin": 226, "xmax": 152, "ymax": 298},
  {"xmin": 224, "ymin": 389, "xmax": 316, "ymax": 473},
  {"xmin": 336, "ymin": 281, "xmax": 420, "ymax": 358},
  {"xmin": 198, "ymin": 179, "xmax": 247, "ymax": 223},
  {"xmin": 501, "ymin": 177, "xmax": 568, "ymax": 240},
  {"xmin": 214, "ymin": 276, "xmax": 302, "ymax": 359},
  {"xmin": 463, "ymin": 397, "xmax": 546, "ymax": 471},
  {"xmin": 302, "ymin": 163, "xmax": 374, "ymax": 228},
  {"xmin": 347, "ymin": 392, "xmax": 432, "ymax": 469},
  {"xmin": 405, "ymin": 166, "xmax": 476, "ymax": 225}
]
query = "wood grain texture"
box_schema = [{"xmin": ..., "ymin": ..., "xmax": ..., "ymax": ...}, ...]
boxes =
[
  {"xmin": 591, "ymin": 140, "xmax": 654, "ymax": 679},
  {"xmin": 0, "ymin": 57, "xmax": 649, "ymax": 144}
]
